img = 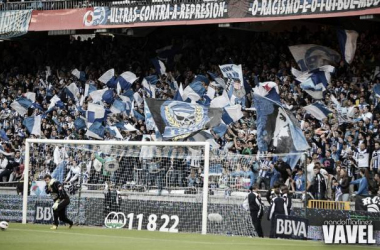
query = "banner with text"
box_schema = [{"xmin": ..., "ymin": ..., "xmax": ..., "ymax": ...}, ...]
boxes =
[
  {"xmin": 0, "ymin": 10, "xmax": 32, "ymax": 39},
  {"xmin": 81, "ymin": 0, "xmax": 380, "ymax": 27}
]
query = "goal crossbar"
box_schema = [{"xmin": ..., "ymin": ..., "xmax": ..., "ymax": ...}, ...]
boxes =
[{"xmin": 23, "ymin": 139, "xmax": 211, "ymax": 234}]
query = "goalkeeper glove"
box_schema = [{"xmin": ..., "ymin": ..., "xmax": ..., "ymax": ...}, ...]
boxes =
[{"xmin": 52, "ymin": 200, "xmax": 60, "ymax": 210}]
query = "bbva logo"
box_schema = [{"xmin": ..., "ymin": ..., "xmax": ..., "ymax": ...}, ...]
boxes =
[
  {"xmin": 322, "ymin": 225, "xmax": 376, "ymax": 244},
  {"xmin": 276, "ymin": 219, "xmax": 307, "ymax": 238},
  {"xmin": 104, "ymin": 212, "xmax": 126, "ymax": 229},
  {"xmin": 35, "ymin": 206, "xmax": 53, "ymax": 221}
]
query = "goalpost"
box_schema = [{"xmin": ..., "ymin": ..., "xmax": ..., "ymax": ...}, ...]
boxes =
[
  {"xmin": 21, "ymin": 138, "xmax": 306, "ymax": 237},
  {"xmin": 22, "ymin": 139, "xmax": 210, "ymax": 234}
]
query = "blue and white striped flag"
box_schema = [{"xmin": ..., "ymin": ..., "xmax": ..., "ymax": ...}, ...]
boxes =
[
  {"xmin": 24, "ymin": 92, "xmax": 36, "ymax": 103},
  {"xmin": 292, "ymin": 65, "xmax": 334, "ymax": 100},
  {"xmin": 116, "ymin": 71, "xmax": 138, "ymax": 94},
  {"xmin": 23, "ymin": 115, "xmax": 41, "ymax": 136},
  {"xmin": 151, "ymin": 58, "xmax": 166, "ymax": 75},
  {"xmin": 86, "ymin": 122, "xmax": 105, "ymax": 140},
  {"xmin": 89, "ymin": 88, "xmax": 111, "ymax": 104},
  {"xmin": 106, "ymin": 126, "xmax": 123, "ymax": 139},
  {"xmin": 182, "ymin": 81, "xmax": 207, "ymax": 102},
  {"xmin": 98, "ymin": 69, "xmax": 115, "ymax": 85},
  {"xmin": 65, "ymin": 82, "xmax": 80, "ymax": 103},
  {"xmin": 337, "ymin": 29, "xmax": 358, "ymax": 64},
  {"xmin": 303, "ymin": 103, "xmax": 332, "ymax": 120},
  {"xmin": 222, "ymin": 105, "xmax": 243, "ymax": 125},
  {"xmin": 72, "ymin": 69, "xmax": 86, "ymax": 82},
  {"xmin": 10, "ymin": 97, "xmax": 33, "ymax": 116},
  {"xmin": 86, "ymin": 103, "xmax": 106, "ymax": 128},
  {"xmin": 47, "ymin": 95, "xmax": 64, "ymax": 111},
  {"xmin": 110, "ymin": 99, "xmax": 127, "ymax": 114},
  {"xmin": 142, "ymin": 75, "xmax": 158, "ymax": 98},
  {"xmin": 84, "ymin": 83, "xmax": 97, "ymax": 97}
]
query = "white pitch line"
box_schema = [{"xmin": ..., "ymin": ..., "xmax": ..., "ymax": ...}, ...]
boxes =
[{"xmin": 7, "ymin": 228, "xmax": 325, "ymax": 247}]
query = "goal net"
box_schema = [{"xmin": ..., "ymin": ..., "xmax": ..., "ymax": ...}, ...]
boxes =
[{"xmin": 21, "ymin": 139, "xmax": 305, "ymax": 237}]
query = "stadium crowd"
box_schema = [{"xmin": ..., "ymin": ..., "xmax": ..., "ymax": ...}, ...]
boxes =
[{"xmin": 0, "ymin": 26, "xmax": 379, "ymax": 201}]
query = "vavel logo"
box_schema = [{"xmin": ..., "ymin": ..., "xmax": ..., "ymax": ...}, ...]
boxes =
[{"xmin": 322, "ymin": 220, "xmax": 376, "ymax": 244}]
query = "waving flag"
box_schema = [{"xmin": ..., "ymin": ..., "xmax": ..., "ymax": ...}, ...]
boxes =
[
  {"xmin": 86, "ymin": 103, "xmax": 107, "ymax": 128},
  {"xmin": 89, "ymin": 88, "xmax": 109, "ymax": 103},
  {"xmin": 208, "ymin": 72, "xmax": 226, "ymax": 89},
  {"xmin": 110, "ymin": 99, "xmax": 127, "ymax": 114},
  {"xmin": 24, "ymin": 92, "xmax": 36, "ymax": 103},
  {"xmin": 65, "ymin": 83, "xmax": 80, "ymax": 102},
  {"xmin": 210, "ymin": 90, "xmax": 230, "ymax": 108},
  {"xmin": 145, "ymin": 98, "xmax": 221, "ymax": 140},
  {"xmin": 303, "ymin": 103, "xmax": 332, "ymax": 120},
  {"xmin": 11, "ymin": 97, "xmax": 33, "ymax": 116},
  {"xmin": 253, "ymin": 94, "xmax": 309, "ymax": 153},
  {"xmin": 84, "ymin": 83, "xmax": 97, "ymax": 97},
  {"xmin": 337, "ymin": 29, "xmax": 358, "ymax": 64},
  {"xmin": 212, "ymin": 123, "xmax": 228, "ymax": 138},
  {"xmin": 219, "ymin": 64, "xmax": 244, "ymax": 85},
  {"xmin": 253, "ymin": 82, "xmax": 280, "ymax": 104},
  {"xmin": 116, "ymin": 71, "xmax": 138, "ymax": 93},
  {"xmin": 222, "ymin": 105, "xmax": 244, "ymax": 125},
  {"xmin": 115, "ymin": 122, "xmax": 137, "ymax": 132},
  {"xmin": 142, "ymin": 75, "xmax": 158, "ymax": 98},
  {"xmin": 151, "ymin": 58, "xmax": 166, "ymax": 75},
  {"xmin": 174, "ymin": 83, "xmax": 184, "ymax": 101},
  {"xmin": 86, "ymin": 122, "xmax": 105, "ymax": 140},
  {"xmin": 106, "ymin": 126, "xmax": 123, "ymax": 139},
  {"xmin": 98, "ymin": 69, "xmax": 115, "ymax": 84},
  {"xmin": 74, "ymin": 117, "xmax": 87, "ymax": 130},
  {"xmin": 47, "ymin": 95, "xmax": 64, "ymax": 111},
  {"xmin": 72, "ymin": 69, "xmax": 86, "ymax": 82},
  {"xmin": 293, "ymin": 65, "xmax": 334, "ymax": 100},
  {"xmin": 23, "ymin": 115, "xmax": 41, "ymax": 136},
  {"xmin": 289, "ymin": 44, "xmax": 341, "ymax": 71},
  {"xmin": 182, "ymin": 81, "xmax": 207, "ymax": 102}
]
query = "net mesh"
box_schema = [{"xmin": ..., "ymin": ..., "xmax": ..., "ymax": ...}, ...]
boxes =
[{"xmin": 18, "ymin": 142, "xmax": 304, "ymax": 236}]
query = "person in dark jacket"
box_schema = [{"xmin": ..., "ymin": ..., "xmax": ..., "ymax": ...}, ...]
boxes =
[
  {"xmin": 248, "ymin": 184, "xmax": 264, "ymax": 238},
  {"xmin": 311, "ymin": 166, "xmax": 327, "ymax": 200},
  {"xmin": 281, "ymin": 185, "xmax": 292, "ymax": 212},
  {"xmin": 44, "ymin": 174, "xmax": 73, "ymax": 230},
  {"xmin": 335, "ymin": 169, "xmax": 350, "ymax": 201},
  {"xmin": 268, "ymin": 188, "xmax": 288, "ymax": 238}
]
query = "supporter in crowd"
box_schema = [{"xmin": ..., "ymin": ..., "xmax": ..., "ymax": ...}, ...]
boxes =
[{"xmin": 0, "ymin": 26, "xmax": 380, "ymax": 200}]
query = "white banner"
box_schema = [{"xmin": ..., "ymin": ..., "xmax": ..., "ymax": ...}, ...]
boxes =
[{"xmin": 0, "ymin": 10, "xmax": 32, "ymax": 39}]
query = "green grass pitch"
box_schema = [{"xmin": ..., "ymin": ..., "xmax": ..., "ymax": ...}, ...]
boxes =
[{"xmin": 0, "ymin": 223, "xmax": 374, "ymax": 250}]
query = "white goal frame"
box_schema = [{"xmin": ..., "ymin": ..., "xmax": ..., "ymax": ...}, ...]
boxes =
[{"xmin": 22, "ymin": 139, "xmax": 210, "ymax": 234}]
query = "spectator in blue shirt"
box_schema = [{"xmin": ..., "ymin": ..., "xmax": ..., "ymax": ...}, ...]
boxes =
[{"xmin": 350, "ymin": 168, "xmax": 369, "ymax": 196}]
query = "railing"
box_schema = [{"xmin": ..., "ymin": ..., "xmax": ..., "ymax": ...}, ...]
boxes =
[
  {"xmin": 308, "ymin": 200, "xmax": 351, "ymax": 210},
  {"xmin": 0, "ymin": 0, "xmax": 218, "ymax": 11}
]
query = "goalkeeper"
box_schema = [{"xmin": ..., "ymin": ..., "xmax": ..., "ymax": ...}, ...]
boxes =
[{"xmin": 44, "ymin": 174, "xmax": 73, "ymax": 230}]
